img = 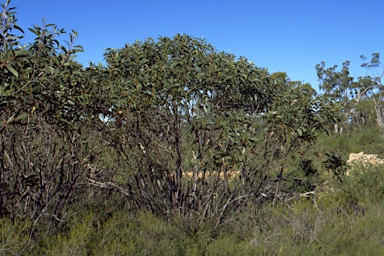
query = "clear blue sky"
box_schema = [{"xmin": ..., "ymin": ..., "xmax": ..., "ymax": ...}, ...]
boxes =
[{"xmin": 10, "ymin": 0, "xmax": 384, "ymax": 90}]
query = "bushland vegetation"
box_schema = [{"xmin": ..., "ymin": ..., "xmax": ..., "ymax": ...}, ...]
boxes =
[{"xmin": 2, "ymin": 1, "xmax": 384, "ymax": 255}]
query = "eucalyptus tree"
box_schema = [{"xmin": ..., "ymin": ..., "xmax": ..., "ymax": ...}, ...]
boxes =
[
  {"xmin": 88, "ymin": 34, "xmax": 338, "ymax": 224},
  {"xmin": 0, "ymin": 0, "xmax": 95, "ymax": 226},
  {"xmin": 361, "ymin": 53, "xmax": 384, "ymax": 127},
  {"xmin": 96, "ymin": 35, "xmax": 271, "ymax": 219},
  {"xmin": 316, "ymin": 61, "xmax": 376, "ymax": 130}
]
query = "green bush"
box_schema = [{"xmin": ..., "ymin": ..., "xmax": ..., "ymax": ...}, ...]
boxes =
[
  {"xmin": 42, "ymin": 214, "xmax": 95, "ymax": 256},
  {"xmin": 0, "ymin": 218, "xmax": 31, "ymax": 256}
]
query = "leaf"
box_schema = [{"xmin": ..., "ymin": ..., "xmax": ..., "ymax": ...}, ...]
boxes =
[
  {"xmin": 249, "ymin": 137, "xmax": 260, "ymax": 143},
  {"xmin": 297, "ymin": 128, "xmax": 303, "ymax": 136},
  {"xmin": 8, "ymin": 124, "xmax": 18, "ymax": 134},
  {"xmin": 28, "ymin": 28, "xmax": 38, "ymax": 35},
  {"xmin": 6, "ymin": 64, "xmax": 18, "ymax": 77},
  {"xmin": 15, "ymin": 50, "xmax": 30, "ymax": 57},
  {"xmin": 13, "ymin": 24, "xmax": 24, "ymax": 34},
  {"xmin": 16, "ymin": 113, "xmax": 29, "ymax": 120}
]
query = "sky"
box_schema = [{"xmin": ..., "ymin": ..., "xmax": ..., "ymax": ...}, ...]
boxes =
[{"xmin": 9, "ymin": 0, "xmax": 384, "ymax": 90}]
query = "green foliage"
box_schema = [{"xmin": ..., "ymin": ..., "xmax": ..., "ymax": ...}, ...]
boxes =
[
  {"xmin": 43, "ymin": 214, "xmax": 95, "ymax": 255},
  {"xmin": 313, "ymin": 127, "xmax": 384, "ymax": 159},
  {"xmin": 2, "ymin": 175, "xmax": 384, "ymax": 255},
  {"xmin": 204, "ymin": 236, "xmax": 261, "ymax": 256},
  {"xmin": 316, "ymin": 60, "xmax": 378, "ymax": 129},
  {"xmin": 322, "ymin": 151, "xmax": 347, "ymax": 182},
  {"xmin": 0, "ymin": 0, "xmax": 94, "ymax": 228},
  {"xmin": 0, "ymin": 0, "xmax": 24, "ymax": 52},
  {"xmin": 85, "ymin": 34, "xmax": 340, "ymax": 226},
  {"xmin": 0, "ymin": 218, "xmax": 30, "ymax": 255},
  {"xmin": 343, "ymin": 165, "xmax": 384, "ymax": 204}
]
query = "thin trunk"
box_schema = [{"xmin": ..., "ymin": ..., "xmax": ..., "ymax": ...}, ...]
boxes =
[
  {"xmin": 0, "ymin": 134, "xmax": 3, "ymax": 217},
  {"xmin": 375, "ymin": 103, "xmax": 384, "ymax": 128}
]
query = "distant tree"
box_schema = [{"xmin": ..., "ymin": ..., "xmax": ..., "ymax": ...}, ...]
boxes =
[
  {"xmin": 361, "ymin": 53, "xmax": 384, "ymax": 127},
  {"xmin": 316, "ymin": 61, "xmax": 376, "ymax": 130}
]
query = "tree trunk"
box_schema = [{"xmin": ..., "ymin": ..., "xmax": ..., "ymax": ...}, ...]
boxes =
[
  {"xmin": 0, "ymin": 134, "xmax": 3, "ymax": 218},
  {"xmin": 375, "ymin": 103, "xmax": 384, "ymax": 127}
]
